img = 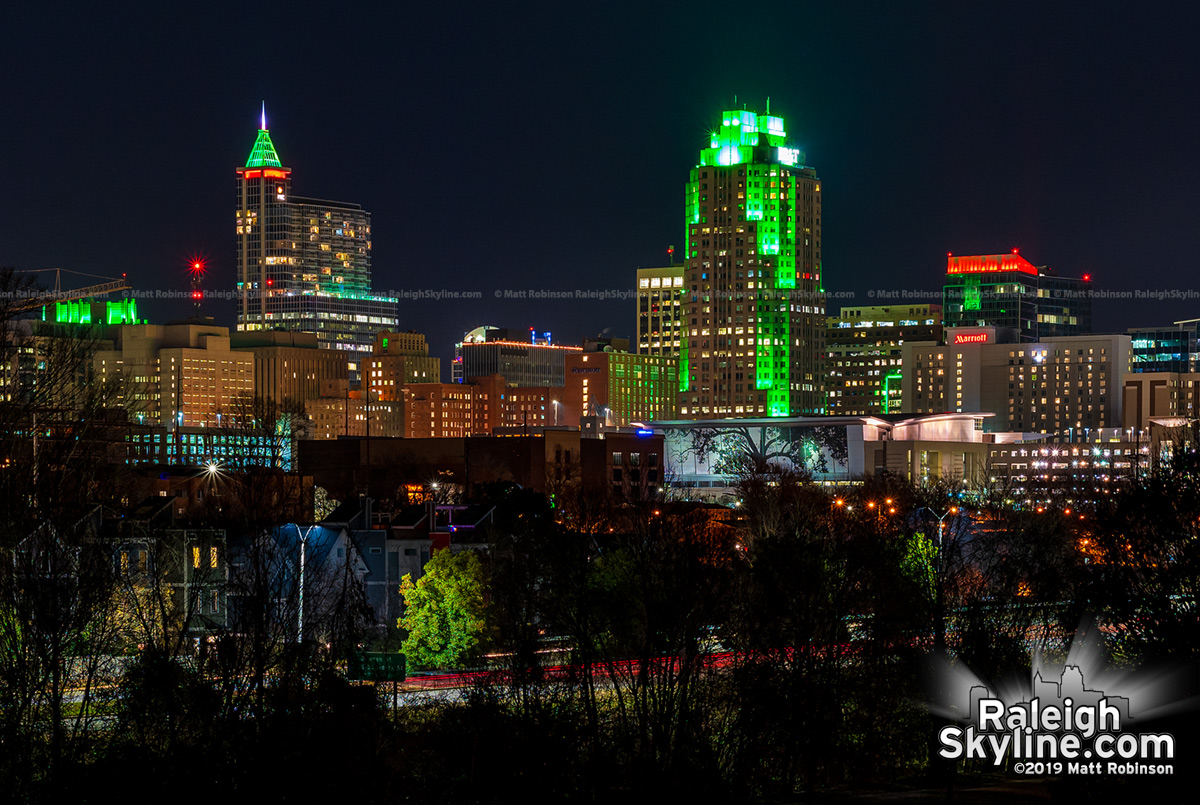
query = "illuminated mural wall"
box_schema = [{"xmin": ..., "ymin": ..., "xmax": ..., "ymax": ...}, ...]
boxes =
[{"xmin": 662, "ymin": 421, "xmax": 851, "ymax": 484}]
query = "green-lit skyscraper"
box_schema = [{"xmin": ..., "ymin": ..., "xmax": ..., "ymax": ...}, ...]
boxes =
[
  {"xmin": 679, "ymin": 107, "xmax": 824, "ymax": 418},
  {"xmin": 236, "ymin": 107, "xmax": 398, "ymax": 383}
]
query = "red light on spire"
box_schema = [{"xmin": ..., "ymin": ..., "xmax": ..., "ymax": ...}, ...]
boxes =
[
  {"xmin": 1012, "ymin": 247, "xmax": 1019, "ymax": 254},
  {"xmin": 1083, "ymin": 273, "xmax": 1091, "ymax": 281}
]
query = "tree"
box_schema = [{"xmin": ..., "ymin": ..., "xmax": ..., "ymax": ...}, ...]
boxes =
[
  {"xmin": 679, "ymin": 423, "xmax": 848, "ymax": 478},
  {"xmin": 398, "ymin": 549, "xmax": 488, "ymax": 669}
]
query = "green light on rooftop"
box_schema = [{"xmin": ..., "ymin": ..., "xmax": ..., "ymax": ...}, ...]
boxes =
[
  {"xmin": 50, "ymin": 297, "xmax": 141, "ymax": 326},
  {"xmin": 245, "ymin": 129, "xmax": 282, "ymax": 168},
  {"xmin": 716, "ymin": 145, "xmax": 742, "ymax": 166}
]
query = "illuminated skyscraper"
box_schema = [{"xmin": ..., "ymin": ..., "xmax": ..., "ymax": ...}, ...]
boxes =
[
  {"xmin": 636, "ymin": 265, "xmax": 685, "ymax": 356},
  {"xmin": 942, "ymin": 252, "xmax": 1092, "ymax": 341},
  {"xmin": 236, "ymin": 107, "xmax": 397, "ymax": 382},
  {"xmin": 680, "ymin": 106, "xmax": 824, "ymax": 418}
]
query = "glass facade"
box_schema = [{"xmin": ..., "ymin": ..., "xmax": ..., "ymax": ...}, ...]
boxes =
[
  {"xmin": 1128, "ymin": 320, "xmax": 1200, "ymax": 373},
  {"xmin": 942, "ymin": 254, "xmax": 1092, "ymax": 341},
  {"xmin": 125, "ymin": 426, "xmax": 293, "ymax": 471}
]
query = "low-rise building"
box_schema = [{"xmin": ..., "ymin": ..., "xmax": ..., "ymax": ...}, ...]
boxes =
[
  {"xmin": 653, "ymin": 412, "xmax": 996, "ymax": 497},
  {"xmin": 562, "ymin": 340, "xmax": 678, "ymax": 427}
]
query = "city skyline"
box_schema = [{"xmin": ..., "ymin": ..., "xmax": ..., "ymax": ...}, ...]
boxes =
[{"xmin": 5, "ymin": 4, "xmax": 1200, "ymax": 368}]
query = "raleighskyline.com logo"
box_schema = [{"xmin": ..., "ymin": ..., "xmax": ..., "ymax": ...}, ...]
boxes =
[
  {"xmin": 930, "ymin": 621, "xmax": 1184, "ymax": 777},
  {"xmin": 939, "ymin": 665, "xmax": 1174, "ymax": 775}
]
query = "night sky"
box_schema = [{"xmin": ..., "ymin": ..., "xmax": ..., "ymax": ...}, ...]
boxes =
[{"xmin": 5, "ymin": 2, "xmax": 1199, "ymax": 369}]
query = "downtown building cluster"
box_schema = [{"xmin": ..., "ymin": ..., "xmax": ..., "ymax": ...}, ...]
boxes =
[
  {"xmin": 7, "ymin": 103, "xmax": 1200, "ymax": 518},
  {"xmin": 6, "ymin": 101, "xmax": 1200, "ymax": 661}
]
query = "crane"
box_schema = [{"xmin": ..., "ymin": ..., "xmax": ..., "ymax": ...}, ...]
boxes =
[{"xmin": 7, "ymin": 268, "xmax": 132, "ymax": 315}]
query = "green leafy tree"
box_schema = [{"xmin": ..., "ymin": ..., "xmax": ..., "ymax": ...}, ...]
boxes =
[{"xmin": 398, "ymin": 550, "xmax": 488, "ymax": 669}]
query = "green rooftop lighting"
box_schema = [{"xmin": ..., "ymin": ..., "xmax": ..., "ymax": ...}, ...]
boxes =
[{"xmin": 245, "ymin": 129, "xmax": 282, "ymax": 168}]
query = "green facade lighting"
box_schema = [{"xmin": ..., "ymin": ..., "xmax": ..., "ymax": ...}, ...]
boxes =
[
  {"xmin": 245, "ymin": 128, "xmax": 283, "ymax": 168},
  {"xmin": 58, "ymin": 299, "xmax": 91, "ymax": 325},
  {"xmin": 882, "ymin": 372, "xmax": 903, "ymax": 414},
  {"xmin": 49, "ymin": 297, "xmax": 141, "ymax": 326},
  {"xmin": 963, "ymin": 276, "xmax": 982, "ymax": 311},
  {"xmin": 686, "ymin": 108, "xmax": 810, "ymax": 416}
]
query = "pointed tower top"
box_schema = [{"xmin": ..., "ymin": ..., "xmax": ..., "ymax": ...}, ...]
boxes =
[{"xmin": 245, "ymin": 104, "xmax": 282, "ymax": 168}]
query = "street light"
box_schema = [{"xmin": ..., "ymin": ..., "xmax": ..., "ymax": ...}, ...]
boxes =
[{"xmin": 917, "ymin": 505, "xmax": 962, "ymax": 651}]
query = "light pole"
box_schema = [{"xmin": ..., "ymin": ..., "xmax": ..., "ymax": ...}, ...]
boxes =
[
  {"xmin": 297, "ymin": 525, "xmax": 315, "ymax": 644},
  {"xmin": 917, "ymin": 505, "xmax": 960, "ymax": 651}
]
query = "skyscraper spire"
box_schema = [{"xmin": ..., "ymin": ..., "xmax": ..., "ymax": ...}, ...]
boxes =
[{"xmin": 245, "ymin": 104, "xmax": 282, "ymax": 168}]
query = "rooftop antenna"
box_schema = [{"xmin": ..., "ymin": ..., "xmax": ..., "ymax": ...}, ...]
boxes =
[
  {"xmin": 189, "ymin": 258, "xmax": 206, "ymax": 317},
  {"xmin": 260, "ymin": 101, "xmax": 267, "ymax": 130},
  {"xmin": 766, "ymin": 96, "xmax": 770, "ymax": 114}
]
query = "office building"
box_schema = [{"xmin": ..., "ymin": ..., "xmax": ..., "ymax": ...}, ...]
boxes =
[
  {"xmin": 901, "ymin": 327, "xmax": 1129, "ymax": 434},
  {"xmin": 453, "ymin": 326, "xmax": 580, "ymax": 387},
  {"xmin": 502, "ymin": 386, "xmax": 555, "ymax": 431},
  {"xmin": 123, "ymin": 425, "xmax": 294, "ymax": 470},
  {"xmin": 95, "ymin": 322, "xmax": 254, "ymax": 428},
  {"xmin": 235, "ymin": 108, "xmax": 397, "ymax": 381},
  {"xmin": 404, "ymin": 375, "xmax": 505, "ymax": 438},
  {"xmin": 1, "ymin": 301, "xmax": 133, "ymax": 406},
  {"xmin": 680, "ymin": 106, "xmax": 824, "ymax": 418},
  {"xmin": 942, "ymin": 252, "xmax": 1092, "ymax": 341},
  {"xmin": 1127, "ymin": 319, "xmax": 1200, "ymax": 373},
  {"xmin": 230, "ymin": 330, "xmax": 348, "ymax": 409},
  {"xmin": 401, "ymin": 374, "xmax": 562, "ymax": 438},
  {"xmin": 826, "ymin": 304, "xmax": 942, "ymax": 415},
  {"xmin": 304, "ymin": 391, "xmax": 404, "ymax": 441},
  {"xmin": 1121, "ymin": 372, "xmax": 1200, "ymax": 430},
  {"xmin": 563, "ymin": 344, "xmax": 678, "ymax": 427},
  {"xmin": 636, "ymin": 265, "xmax": 685, "ymax": 355},
  {"xmin": 366, "ymin": 330, "xmax": 441, "ymax": 400}
]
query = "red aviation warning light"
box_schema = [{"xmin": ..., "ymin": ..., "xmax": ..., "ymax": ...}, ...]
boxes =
[{"xmin": 187, "ymin": 255, "xmax": 207, "ymax": 317}]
